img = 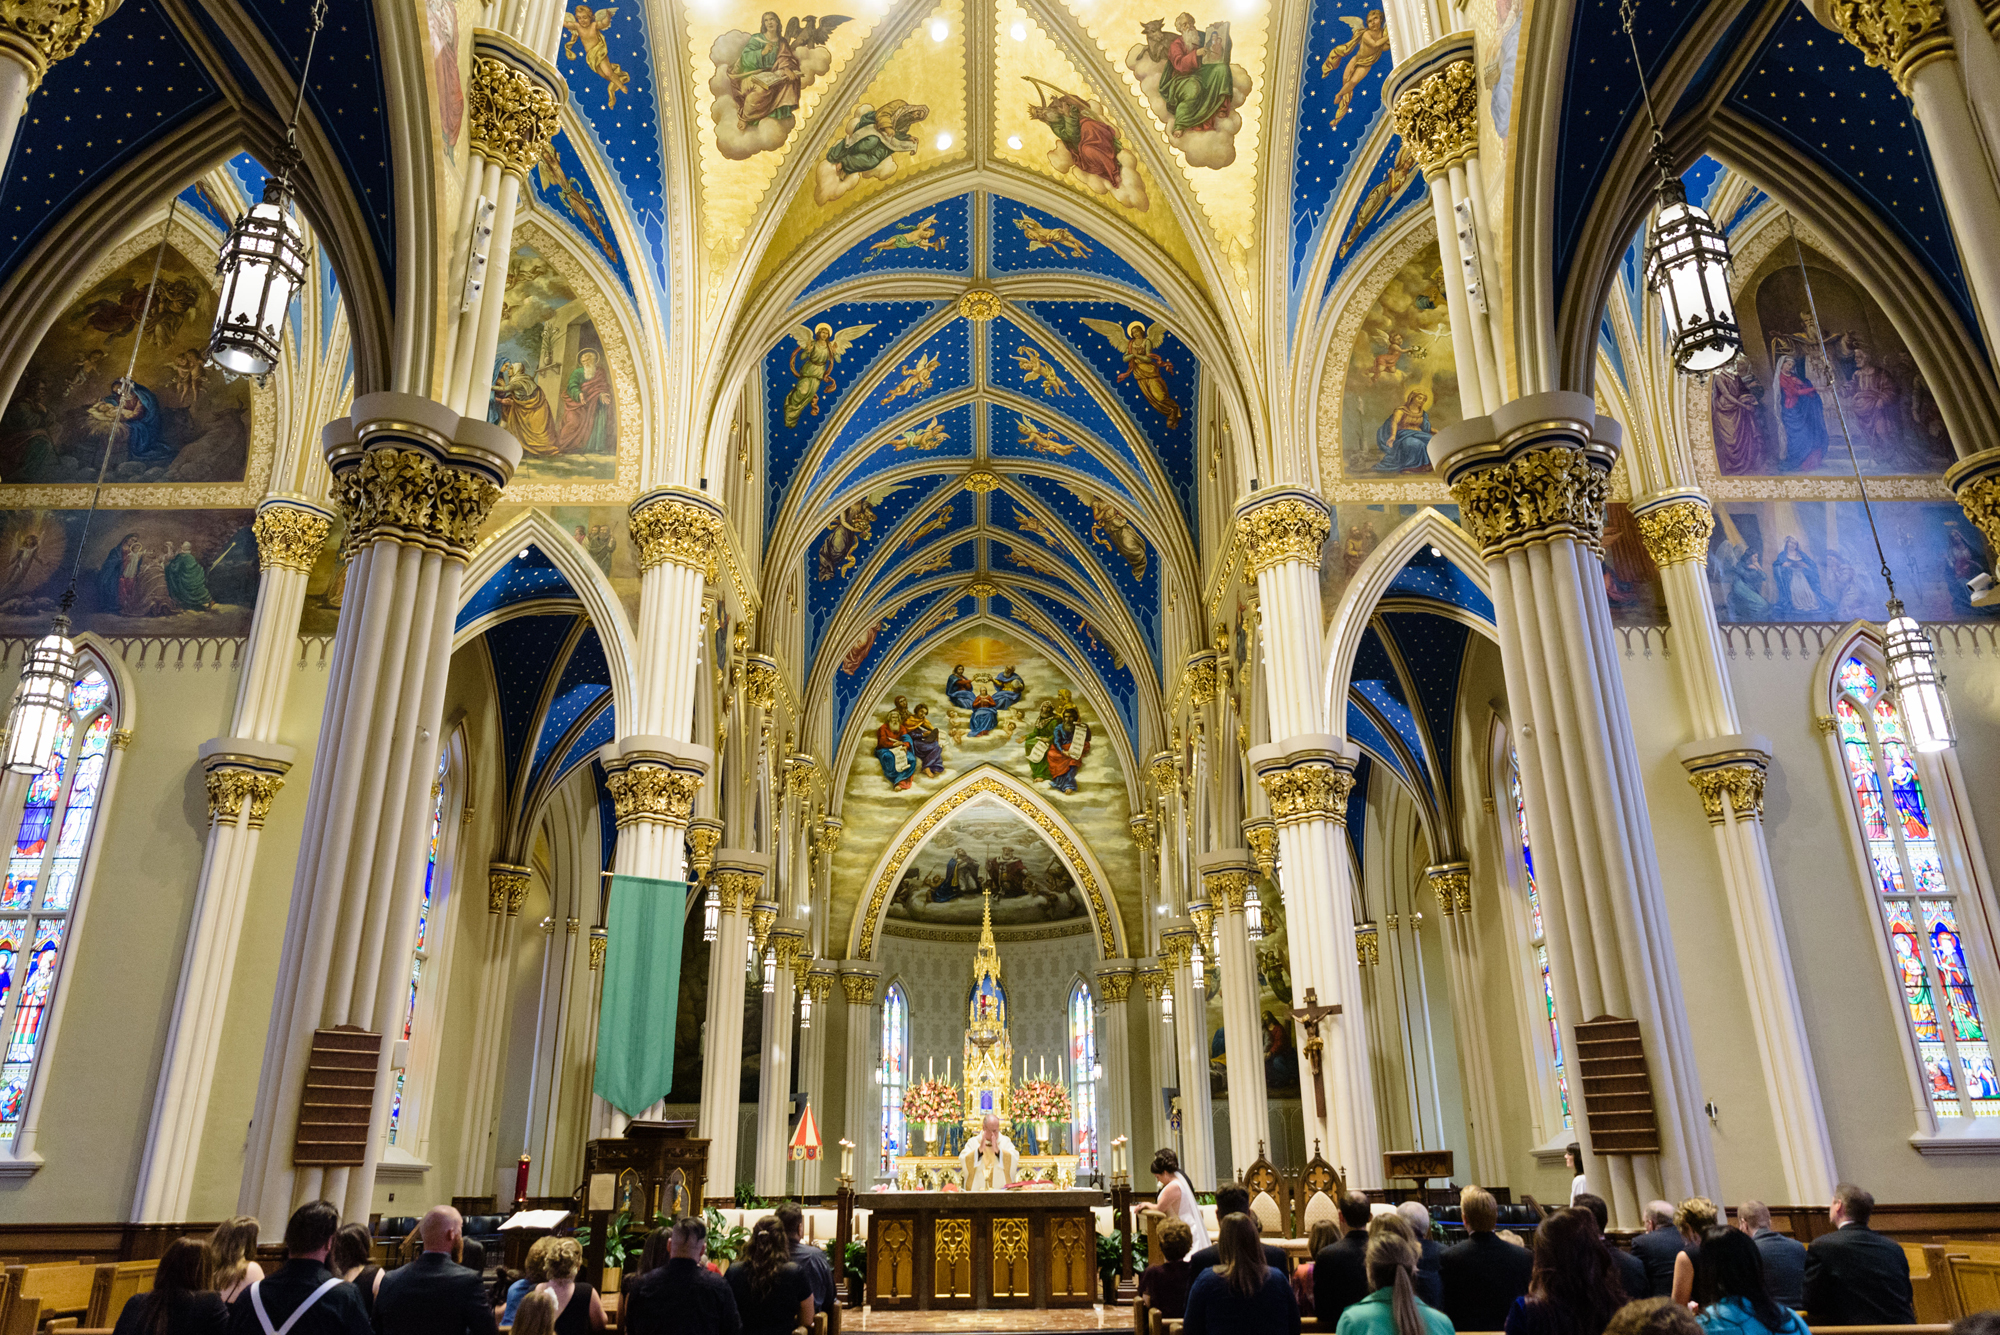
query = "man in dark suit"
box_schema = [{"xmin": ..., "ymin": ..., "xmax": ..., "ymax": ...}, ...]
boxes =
[
  {"xmin": 1439, "ymin": 1186, "xmax": 1534, "ymax": 1332},
  {"xmin": 228, "ymin": 1200, "xmax": 373, "ymax": 1335},
  {"xmin": 1575, "ymin": 1193, "xmax": 1648, "ymax": 1300},
  {"xmin": 372, "ymin": 1206, "xmax": 497, "ymax": 1335},
  {"xmin": 1804, "ymin": 1184, "xmax": 1915, "ymax": 1325},
  {"xmin": 1631, "ymin": 1199, "xmax": 1691, "ymax": 1297},
  {"xmin": 1315, "ymin": 1193, "xmax": 1377, "ymax": 1326},
  {"xmin": 1738, "ymin": 1199, "xmax": 1808, "ymax": 1308},
  {"xmin": 1397, "ymin": 1201, "xmax": 1445, "ymax": 1307},
  {"xmin": 621, "ymin": 1215, "xmax": 740, "ymax": 1335},
  {"xmin": 1188, "ymin": 1182, "xmax": 1291, "ymax": 1281}
]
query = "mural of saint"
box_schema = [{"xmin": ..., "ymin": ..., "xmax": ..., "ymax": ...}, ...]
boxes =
[
  {"xmin": 817, "ymin": 496, "xmax": 876, "ymax": 580},
  {"xmin": 708, "ymin": 13, "xmax": 848, "ymax": 159},
  {"xmin": 1080, "ymin": 318, "xmax": 1181, "ymax": 427},
  {"xmin": 1340, "ymin": 244, "xmax": 1457, "ymax": 477},
  {"xmin": 881, "ymin": 799, "xmax": 1088, "ymax": 927},
  {"xmin": 1374, "ymin": 389, "xmax": 1435, "ymax": 472},
  {"xmin": 428, "ymin": 0, "xmax": 463, "ymax": 153},
  {"xmin": 1079, "ymin": 492, "xmax": 1149, "ymax": 579},
  {"xmin": 1126, "ymin": 13, "xmax": 1253, "ymax": 169},
  {"xmin": 816, "ymin": 100, "xmax": 929, "ymax": 204},
  {"xmin": 1708, "ymin": 354, "xmax": 1768, "ymax": 474},
  {"xmin": 782, "ymin": 320, "xmax": 875, "ymax": 427},
  {"xmin": 488, "ymin": 247, "xmax": 619, "ymax": 481},
  {"xmin": 875, "ymin": 705, "xmax": 918, "ymax": 789},
  {"xmin": 1026, "ymin": 693, "xmax": 1090, "ymax": 792},
  {"xmin": 1772, "ymin": 351, "xmax": 1830, "ymax": 472},
  {"xmin": 553, "ymin": 347, "xmax": 615, "ymax": 455},
  {"xmin": 1025, "ymin": 78, "xmax": 1150, "ymax": 210},
  {"xmin": 490, "ymin": 362, "xmax": 555, "ymax": 454}
]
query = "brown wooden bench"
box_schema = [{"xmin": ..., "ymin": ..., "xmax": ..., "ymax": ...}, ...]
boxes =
[{"xmin": 4, "ymin": 1261, "xmax": 104, "ymax": 1334}]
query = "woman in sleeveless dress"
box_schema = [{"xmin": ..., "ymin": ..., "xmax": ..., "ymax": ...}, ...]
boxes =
[
  {"xmin": 205, "ymin": 1217, "xmax": 264, "ymax": 1305},
  {"xmin": 535, "ymin": 1238, "xmax": 607, "ymax": 1332},
  {"xmin": 1147, "ymin": 1147, "xmax": 1211, "ymax": 1253}
]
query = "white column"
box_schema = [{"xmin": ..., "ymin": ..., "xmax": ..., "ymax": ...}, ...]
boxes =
[
  {"xmin": 1631, "ymin": 491, "xmax": 1837, "ymax": 1204},
  {"xmin": 1425, "ymin": 863, "xmax": 1505, "ymax": 1182},
  {"xmin": 237, "ymin": 396, "xmax": 518, "ymax": 1228},
  {"xmin": 755, "ymin": 928, "xmax": 804, "ymax": 1194},
  {"xmin": 1202, "ymin": 859, "xmax": 1268, "ymax": 1177},
  {"xmin": 795, "ymin": 966, "xmax": 834, "ymax": 1194},
  {"xmin": 699, "ymin": 852, "xmax": 766, "ymax": 1190},
  {"xmin": 1159, "ymin": 923, "xmax": 1215, "ymax": 1190},
  {"xmin": 1433, "ymin": 394, "xmax": 1718, "ymax": 1226},
  {"xmin": 1094, "ymin": 964, "xmax": 1135, "ymax": 1180},
  {"xmin": 841, "ymin": 967, "xmax": 882, "ymax": 1189},
  {"xmin": 453, "ymin": 864, "xmax": 532, "ymax": 1195},
  {"xmin": 132, "ymin": 499, "xmax": 329, "ymax": 1222}
]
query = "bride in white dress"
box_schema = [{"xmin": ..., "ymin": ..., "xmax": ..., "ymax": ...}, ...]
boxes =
[{"xmin": 1143, "ymin": 1147, "xmax": 1210, "ymax": 1252}]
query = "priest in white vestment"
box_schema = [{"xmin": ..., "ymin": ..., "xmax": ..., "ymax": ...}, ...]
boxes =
[{"xmin": 959, "ymin": 1114, "xmax": 1020, "ymax": 1189}]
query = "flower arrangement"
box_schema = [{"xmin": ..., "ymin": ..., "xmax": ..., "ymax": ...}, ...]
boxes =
[
  {"xmin": 1009, "ymin": 1078, "xmax": 1073, "ymax": 1124},
  {"xmin": 902, "ymin": 1077, "xmax": 960, "ymax": 1126}
]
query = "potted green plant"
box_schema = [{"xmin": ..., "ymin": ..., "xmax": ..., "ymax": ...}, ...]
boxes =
[
  {"xmin": 824, "ymin": 1239, "xmax": 866, "ymax": 1307},
  {"xmin": 1097, "ymin": 1231, "xmax": 1122, "ymax": 1304},
  {"xmin": 575, "ymin": 1211, "xmax": 634, "ymax": 1294},
  {"xmin": 703, "ymin": 1205, "xmax": 750, "ymax": 1274}
]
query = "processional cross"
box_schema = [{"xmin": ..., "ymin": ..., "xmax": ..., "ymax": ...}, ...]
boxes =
[{"xmin": 1289, "ymin": 988, "xmax": 1343, "ymax": 1121}]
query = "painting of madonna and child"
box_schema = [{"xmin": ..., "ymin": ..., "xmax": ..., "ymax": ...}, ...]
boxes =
[
  {"xmin": 0, "ymin": 248, "xmax": 251, "ymax": 484},
  {"xmin": 887, "ymin": 799, "xmax": 1088, "ymax": 928},
  {"xmin": 1708, "ymin": 244, "xmax": 1956, "ymax": 478},
  {"xmin": 486, "ymin": 247, "xmax": 619, "ymax": 483}
]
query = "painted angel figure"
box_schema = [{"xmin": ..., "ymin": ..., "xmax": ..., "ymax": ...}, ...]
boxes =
[
  {"xmin": 782, "ymin": 320, "xmax": 875, "ymax": 428},
  {"xmin": 817, "ymin": 100, "xmax": 929, "ymax": 203},
  {"xmin": 880, "ymin": 351, "xmax": 941, "ymax": 405},
  {"xmin": 1321, "ymin": 9, "xmax": 1391, "ymax": 127},
  {"xmin": 864, "ymin": 213, "xmax": 947, "ymax": 262},
  {"xmin": 1081, "ymin": 317, "xmax": 1181, "ymax": 428},
  {"xmin": 1013, "ymin": 345, "xmax": 1074, "ymax": 397},
  {"xmin": 562, "ymin": 5, "xmax": 632, "ymax": 108},
  {"xmin": 1015, "ymin": 414, "xmax": 1077, "ymax": 455}
]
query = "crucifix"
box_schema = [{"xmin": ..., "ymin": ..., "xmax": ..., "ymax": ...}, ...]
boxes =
[{"xmin": 1289, "ymin": 987, "xmax": 1343, "ymax": 1121}]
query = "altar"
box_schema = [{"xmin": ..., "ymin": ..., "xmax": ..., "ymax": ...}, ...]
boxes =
[
  {"xmin": 888, "ymin": 1151, "xmax": 1079, "ymax": 1190},
  {"xmin": 864, "ymin": 1189, "xmax": 1101, "ymax": 1309}
]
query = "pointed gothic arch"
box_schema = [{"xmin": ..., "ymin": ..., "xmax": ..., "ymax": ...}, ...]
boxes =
[
  {"xmin": 845, "ymin": 765, "xmax": 1127, "ymax": 964},
  {"xmin": 456, "ymin": 508, "xmax": 638, "ymax": 709}
]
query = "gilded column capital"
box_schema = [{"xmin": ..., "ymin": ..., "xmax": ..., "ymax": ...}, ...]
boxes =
[
  {"xmin": 1205, "ymin": 870, "xmax": 1252, "ymax": 914},
  {"xmin": 1241, "ymin": 818, "xmax": 1278, "ymax": 878},
  {"xmin": 685, "ymin": 817, "xmax": 724, "ymax": 879},
  {"xmin": 1449, "ymin": 447, "xmax": 1611, "ymax": 558},
  {"xmin": 1390, "ymin": 57, "xmax": 1478, "ymax": 175},
  {"xmin": 1183, "ymin": 651, "xmax": 1218, "ymax": 706},
  {"xmin": 589, "ymin": 927, "xmax": 608, "ymax": 971},
  {"xmin": 744, "ymin": 654, "xmax": 781, "ymax": 711},
  {"xmin": 1148, "ymin": 752, "xmax": 1182, "ymax": 798},
  {"xmin": 488, "ymin": 862, "xmax": 532, "ymax": 916},
  {"xmin": 203, "ymin": 769, "xmax": 255, "ymax": 828},
  {"xmin": 748, "ymin": 903, "xmax": 779, "ymax": 955},
  {"xmin": 1426, "ymin": 861, "xmax": 1472, "ymax": 916},
  {"xmin": 1096, "ymin": 967, "xmax": 1135, "ymax": 1003},
  {"xmin": 1157, "ymin": 927, "xmax": 1196, "ymax": 969},
  {"xmin": 1818, "ymin": 0, "xmax": 1951, "ymax": 91},
  {"xmin": 805, "ymin": 966, "xmax": 837, "ymax": 1002},
  {"xmin": 841, "ymin": 970, "xmax": 880, "ymax": 1005},
  {"xmin": 200, "ymin": 749, "xmax": 292, "ymax": 829},
  {"xmin": 811, "ymin": 817, "xmax": 845, "ymax": 858},
  {"xmin": 1235, "ymin": 488, "xmax": 1332, "ymax": 578},
  {"xmin": 712, "ymin": 866, "xmax": 765, "ymax": 914},
  {"xmin": 1355, "ymin": 921, "xmax": 1380, "ymax": 967},
  {"xmin": 1946, "ymin": 450, "xmax": 2000, "ymax": 592},
  {"xmin": 1138, "ymin": 964, "xmax": 1168, "ymax": 1001},
  {"xmin": 253, "ymin": 501, "xmax": 334, "ymax": 573},
  {"xmin": 332, "ymin": 448, "xmax": 504, "ymax": 561},
  {"xmin": 605, "ymin": 764, "xmax": 702, "ymax": 828},
  {"xmin": 1188, "ymin": 902, "xmax": 1216, "ymax": 940},
  {"xmin": 1634, "ymin": 496, "xmax": 1715, "ymax": 568},
  {"xmin": 629, "ymin": 489, "xmax": 725, "ymax": 577},
  {"xmin": 784, "ymin": 753, "xmax": 819, "ymax": 802},
  {"xmin": 1686, "ymin": 761, "xmax": 1769, "ymax": 825},
  {"xmin": 467, "ymin": 48, "xmax": 564, "ymax": 177},
  {"xmin": 1254, "ymin": 757, "xmax": 1355, "ymax": 827},
  {"xmin": 766, "ymin": 927, "xmax": 808, "ymax": 975},
  {"xmin": 1129, "ymin": 813, "xmax": 1158, "ymax": 853},
  {"xmin": 0, "ymin": 0, "xmax": 116, "ymax": 88}
]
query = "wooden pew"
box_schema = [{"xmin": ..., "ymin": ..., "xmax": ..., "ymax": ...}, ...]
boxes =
[
  {"xmin": 4, "ymin": 1262, "xmax": 103, "ymax": 1332},
  {"xmin": 1941, "ymin": 1252, "xmax": 2000, "ymax": 1317},
  {"xmin": 84, "ymin": 1259, "xmax": 155, "ymax": 1328}
]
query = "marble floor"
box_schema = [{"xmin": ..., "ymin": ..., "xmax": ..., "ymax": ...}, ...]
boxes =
[{"xmin": 844, "ymin": 1307, "xmax": 1136, "ymax": 1331}]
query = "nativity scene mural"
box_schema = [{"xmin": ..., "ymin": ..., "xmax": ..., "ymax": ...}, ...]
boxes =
[
  {"xmin": 886, "ymin": 799, "xmax": 1087, "ymax": 928},
  {"xmin": 1335, "ymin": 243, "xmax": 1457, "ymax": 476},
  {"xmin": 0, "ymin": 247, "xmax": 251, "ymax": 485},
  {"xmin": 1712, "ymin": 242, "xmax": 1952, "ymax": 477},
  {"xmin": 710, "ymin": 12, "xmax": 851, "ymax": 159},
  {"xmin": 487, "ymin": 247, "xmax": 619, "ymax": 482},
  {"xmin": 1124, "ymin": 13, "xmax": 1254, "ymax": 169}
]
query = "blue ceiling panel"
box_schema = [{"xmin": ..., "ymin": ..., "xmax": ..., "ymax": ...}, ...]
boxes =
[
  {"xmin": 458, "ymin": 544, "xmax": 581, "ymax": 630},
  {"xmin": 532, "ymin": 128, "xmax": 637, "ymax": 299},
  {"xmin": 1384, "ymin": 541, "xmax": 1492, "ymax": 620},
  {"xmin": 808, "ymin": 395, "xmax": 976, "ymax": 498},
  {"xmin": 531, "ymin": 681, "xmax": 609, "ymax": 781},
  {"xmin": 1381, "ymin": 610, "xmax": 1471, "ymax": 792},
  {"xmin": 1005, "ymin": 586, "xmax": 1138, "ymax": 739},
  {"xmin": 1288, "ymin": 0, "xmax": 1396, "ymax": 298},
  {"xmin": 984, "ymin": 403, "xmax": 1141, "ymax": 509},
  {"xmin": 485, "ymin": 613, "xmax": 580, "ymax": 792},
  {"xmin": 863, "ymin": 536, "xmax": 979, "ymax": 607},
  {"xmin": 988, "ymin": 195, "xmax": 1162, "ymax": 302},
  {"xmin": 831, "ymin": 317, "xmax": 971, "ymax": 460},
  {"xmin": 1346, "ymin": 752, "xmax": 1372, "ymax": 878},
  {"xmin": 833, "ymin": 589, "xmax": 965, "ymax": 740},
  {"xmin": 799, "ymin": 194, "xmax": 973, "ymax": 302},
  {"xmin": 987, "ymin": 316, "xmax": 1151, "ymax": 483},
  {"xmin": 1345, "ymin": 700, "xmax": 1408, "ymax": 783},
  {"xmin": 1353, "ymin": 680, "xmax": 1429, "ymax": 788},
  {"xmin": 552, "ymin": 0, "xmax": 668, "ymax": 298},
  {"xmin": 806, "ymin": 476, "xmax": 960, "ymax": 662},
  {"xmin": 1012, "ymin": 473, "xmax": 1161, "ymax": 673},
  {"xmin": 1316, "ymin": 133, "xmax": 1426, "ymax": 313},
  {"xmin": 553, "ymin": 696, "xmax": 617, "ymax": 787}
]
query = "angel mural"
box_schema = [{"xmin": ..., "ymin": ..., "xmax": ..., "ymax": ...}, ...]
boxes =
[
  {"xmin": 1126, "ymin": 13, "xmax": 1254, "ymax": 169},
  {"xmin": 880, "ymin": 351, "xmax": 940, "ymax": 405},
  {"xmin": 1078, "ymin": 489, "xmax": 1149, "ymax": 579},
  {"xmin": 890, "ymin": 416, "xmax": 949, "ymax": 451},
  {"xmin": 562, "ymin": 5, "xmax": 632, "ymax": 108},
  {"xmin": 782, "ymin": 320, "xmax": 875, "ymax": 427},
  {"xmin": 817, "ymin": 496, "xmax": 877, "ymax": 580},
  {"xmin": 1321, "ymin": 9, "xmax": 1391, "ymax": 128},
  {"xmin": 710, "ymin": 12, "xmax": 849, "ymax": 159},
  {"xmin": 1080, "ymin": 318, "xmax": 1181, "ymax": 428},
  {"xmin": 1013, "ymin": 213, "xmax": 1092, "ymax": 258},
  {"xmin": 1015, "ymin": 414, "xmax": 1077, "ymax": 454},
  {"xmin": 534, "ymin": 143, "xmax": 622, "ymax": 267},
  {"xmin": 864, "ymin": 214, "xmax": 946, "ymax": 262},
  {"xmin": 1025, "ymin": 78, "xmax": 1149, "ymax": 210},
  {"xmin": 1339, "ymin": 141, "xmax": 1420, "ymax": 260},
  {"xmin": 816, "ymin": 100, "xmax": 929, "ymax": 204}
]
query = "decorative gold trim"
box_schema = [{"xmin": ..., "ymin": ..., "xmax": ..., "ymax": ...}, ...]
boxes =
[
  {"xmin": 856, "ymin": 775, "xmax": 1116, "ymax": 962},
  {"xmin": 1237, "ymin": 497, "xmax": 1332, "ymax": 576},
  {"xmin": 1206, "ymin": 869, "xmax": 1252, "ymax": 914},
  {"xmin": 1635, "ymin": 499, "xmax": 1715, "ymax": 568},
  {"xmin": 1390, "ymin": 58, "xmax": 1478, "ymax": 175},
  {"xmin": 1242, "ymin": 819, "xmax": 1278, "ymax": 878},
  {"xmin": 605, "ymin": 765, "xmax": 702, "ymax": 827},
  {"xmin": 957, "ymin": 290, "xmax": 1004, "ymax": 321},
  {"xmin": 489, "ymin": 863, "xmax": 531, "ymax": 916},
  {"xmin": 713, "ymin": 868, "xmax": 764, "ymax": 914},
  {"xmin": 1687, "ymin": 761, "xmax": 1769, "ymax": 825},
  {"xmin": 1097, "ymin": 967, "xmax": 1135, "ymax": 1003},
  {"xmin": 629, "ymin": 493, "xmax": 724, "ymax": 576},
  {"xmin": 1258, "ymin": 762, "xmax": 1355, "ymax": 826},
  {"xmin": 1449, "ymin": 448, "xmax": 1610, "ymax": 557},
  {"xmin": 1426, "ymin": 864, "xmax": 1471, "ymax": 916},
  {"xmin": 588, "ymin": 929, "xmax": 608, "ymax": 970},
  {"xmin": 1824, "ymin": 0, "xmax": 1952, "ymax": 91},
  {"xmin": 0, "ymin": 0, "xmax": 115, "ymax": 87},
  {"xmin": 1355, "ymin": 921, "xmax": 1380, "ymax": 967},
  {"xmin": 333, "ymin": 448, "xmax": 503, "ymax": 561},
  {"xmin": 468, "ymin": 54, "xmax": 563, "ymax": 177},
  {"xmin": 685, "ymin": 820, "xmax": 723, "ymax": 879},
  {"xmin": 840, "ymin": 971, "xmax": 879, "ymax": 1005}
]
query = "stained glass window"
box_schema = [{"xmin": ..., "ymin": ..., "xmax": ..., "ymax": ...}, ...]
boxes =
[
  {"xmin": 1833, "ymin": 653, "xmax": 1998, "ymax": 1118},
  {"xmin": 389, "ymin": 751, "xmax": 450, "ymax": 1147},
  {"xmin": 0, "ymin": 667, "xmax": 114, "ymax": 1144},
  {"xmin": 1068, "ymin": 981, "xmax": 1098, "ymax": 1175},
  {"xmin": 1511, "ymin": 752, "xmax": 1571, "ymax": 1129},
  {"xmin": 880, "ymin": 982, "xmax": 909, "ymax": 1173}
]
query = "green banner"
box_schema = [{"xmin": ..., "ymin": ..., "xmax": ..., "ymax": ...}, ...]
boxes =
[{"xmin": 593, "ymin": 875, "xmax": 689, "ymax": 1118}]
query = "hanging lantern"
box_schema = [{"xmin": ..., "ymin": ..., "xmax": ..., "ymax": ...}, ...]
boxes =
[
  {"xmin": 762, "ymin": 948, "xmax": 776, "ymax": 994},
  {"xmin": 1160, "ymin": 986, "xmax": 1174, "ymax": 1022},
  {"xmin": 1884, "ymin": 603, "xmax": 1955, "ymax": 752},
  {"xmin": 799, "ymin": 987, "xmax": 812, "ymax": 1030},
  {"xmin": 1244, "ymin": 885, "xmax": 1265, "ymax": 942},
  {"xmin": 1190, "ymin": 939, "xmax": 1206, "ymax": 991},
  {"xmin": 208, "ymin": 177, "xmax": 310, "ymax": 378},
  {"xmin": 1645, "ymin": 175, "xmax": 1740, "ymax": 374},
  {"xmin": 3, "ymin": 613, "xmax": 75, "ymax": 776},
  {"xmin": 703, "ymin": 888, "xmax": 720, "ymax": 943}
]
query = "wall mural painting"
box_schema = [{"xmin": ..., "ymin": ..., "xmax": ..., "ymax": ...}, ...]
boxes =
[
  {"xmin": 888, "ymin": 798, "xmax": 1086, "ymax": 927},
  {"xmin": 783, "ymin": 320, "xmax": 877, "ymax": 429},
  {"xmin": 0, "ymin": 508, "xmax": 258, "ymax": 635},
  {"xmin": 1125, "ymin": 12, "xmax": 1253, "ymax": 169},
  {"xmin": 1714, "ymin": 244, "xmax": 1952, "ymax": 477},
  {"xmin": 817, "ymin": 484, "xmax": 911, "ymax": 582},
  {"xmin": 1321, "ymin": 8, "xmax": 1390, "ymax": 128},
  {"xmin": 1078, "ymin": 319, "xmax": 1183, "ymax": 429},
  {"xmin": 1025, "ymin": 79, "xmax": 1150, "ymax": 210},
  {"xmin": 1702, "ymin": 501, "xmax": 1992, "ymax": 625},
  {"xmin": 1200, "ymin": 882, "xmax": 1298, "ymax": 1096},
  {"xmin": 1340, "ymin": 244, "xmax": 1457, "ymax": 476},
  {"xmin": 563, "ymin": 3, "xmax": 634, "ymax": 108},
  {"xmin": 1316, "ymin": 502, "xmax": 1463, "ymax": 624},
  {"xmin": 428, "ymin": 0, "xmax": 465, "ymax": 159},
  {"xmin": 0, "ymin": 250, "xmax": 250, "ymax": 485},
  {"xmin": 1600, "ymin": 502, "xmax": 1667, "ymax": 625},
  {"xmin": 816, "ymin": 100, "xmax": 931, "ymax": 204},
  {"xmin": 487, "ymin": 247, "xmax": 618, "ymax": 482},
  {"xmin": 710, "ymin": 12, "xmax": 849, "ymax": 159}
]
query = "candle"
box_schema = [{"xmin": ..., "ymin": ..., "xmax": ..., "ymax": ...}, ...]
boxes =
[
  {"xmin": 929, "ymin": 1056, "xmax": 935, "ymax": 1079},
  {"xmin": 514, "ymin": 1153, "xmax": 531, "ymax": 1205}
]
